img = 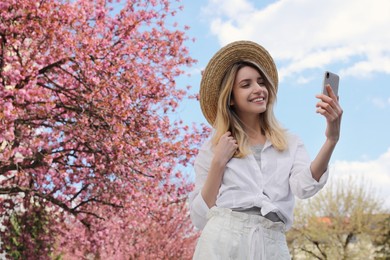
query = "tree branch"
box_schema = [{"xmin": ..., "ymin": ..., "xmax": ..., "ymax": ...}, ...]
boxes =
[
  {"xmin": 73, "ymin": 197, "xmax": 123, "ymax": 211},
  {"xmin": 0, "ymin": 158, "xmax": 47, "ymax": 175},
  {"xmin": 69, "ymin": 184, "xmax": 90, "ymax": 203},
  {"xmin": 0, "ymin": 186, "xmax": 106, "ymax": 229},
  {"xmin": 303, "ymin": 234, "xmax": 328, "ymax": 259},
  {"xmin": 300, "ymin": 247, "xmax": 323, "ymax": 260}
]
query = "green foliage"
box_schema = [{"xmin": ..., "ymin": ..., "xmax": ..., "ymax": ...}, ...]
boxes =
[
  {"xmin": 373, "ymin": 215, "xmax": 390, "ymax": 259},
  {"xmin": 4, "ymin": 201, "xmax": 56, "ymax": 260}
]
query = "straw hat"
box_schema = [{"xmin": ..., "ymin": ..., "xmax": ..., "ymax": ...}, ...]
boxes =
[{"xmin": 200, "ymin": 40, "xmax": 278, "ymax": 125}]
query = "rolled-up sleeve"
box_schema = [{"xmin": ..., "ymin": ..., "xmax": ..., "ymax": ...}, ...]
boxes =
[
  {"xmin": 188, "ymin": 141, "xmax": 213, "ymax": 230},
  {"xmin": 289, "ymin": 137, "xmax": 329, "ymax": 199}
]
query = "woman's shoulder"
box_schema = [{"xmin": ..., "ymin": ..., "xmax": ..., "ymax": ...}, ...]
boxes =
[
  {"xmin": 199, "ymin": 138, "xmax": 213, "ymax": 151},
  {"xmin": 194, "ymin": 137, "xmax": 215, "ymax": 168},
  {"xmin": 196, "ymin": 135, "xmax": 214, "ymax": 157},
  {"xmin": 285, "ymin": 131, "xmax": 304, "ymax": 147}
]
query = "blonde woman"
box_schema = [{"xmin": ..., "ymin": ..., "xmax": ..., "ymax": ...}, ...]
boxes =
[{"xmin": 189, "ymin": 41, "xmax": 343, "ymax": 259}]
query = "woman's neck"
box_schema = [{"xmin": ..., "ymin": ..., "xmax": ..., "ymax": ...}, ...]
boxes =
[{"xmin": 239, "ymin": 115, "xmax": 266, "ymax": 145}]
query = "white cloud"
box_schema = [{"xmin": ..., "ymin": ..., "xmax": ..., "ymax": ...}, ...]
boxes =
[
  {"xmin": 203, "ymin": 0, "xmax": 390, "ymax": 81},
  {"xmin": 340, "ymin": 52, "xmax": 390, "ymax": 77},
  {"xmin": 331, "ymin": 148, "xmax": 390, "ymax": 210},
  {"xmin": 296, "ymin": 75, "xmax": 313, "ymax": 85},
  {"xmin": 369, "ymin": 96, "xmax": 390, "ymax": 109}
]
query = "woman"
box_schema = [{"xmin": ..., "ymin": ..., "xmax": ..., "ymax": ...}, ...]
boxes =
[{"xmin": 189, "ymin": 41, "xmax": 343, "ymax": 259}]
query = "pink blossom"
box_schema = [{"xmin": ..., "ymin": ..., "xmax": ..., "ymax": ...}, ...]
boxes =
[{"xmin": 0, "ymin": 0, "xmax": 209, "ymax": 258}]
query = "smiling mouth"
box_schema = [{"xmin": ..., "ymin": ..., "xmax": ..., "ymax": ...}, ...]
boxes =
[{"xmin": 250, "ymin": 97, "xmax": 265, "ymax": 102}]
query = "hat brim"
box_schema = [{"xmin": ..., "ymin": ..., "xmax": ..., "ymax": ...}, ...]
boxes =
[{"xmin": 200, "ymin": 41, "xmax": 278, "ymax": 126}]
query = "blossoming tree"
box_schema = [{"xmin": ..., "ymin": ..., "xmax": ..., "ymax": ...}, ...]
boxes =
[{"xmin": 0, "ymin": 0, "xmax": 207, "ymax": 258}]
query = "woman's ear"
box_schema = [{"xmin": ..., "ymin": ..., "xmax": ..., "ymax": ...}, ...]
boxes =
[{"xmin": 229, "ymin": 95, "xmax": 234, "ymax": 106}]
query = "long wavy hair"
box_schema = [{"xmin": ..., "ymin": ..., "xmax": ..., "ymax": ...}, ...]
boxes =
[{"xmin": 212, "ymin": 60, "xmax": 287, "ymax": 158}]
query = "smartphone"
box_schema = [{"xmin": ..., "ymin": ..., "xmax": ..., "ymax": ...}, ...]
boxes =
[{"xmin": 322, "ymin": 71, "xmax": 339, "ymax": 96}]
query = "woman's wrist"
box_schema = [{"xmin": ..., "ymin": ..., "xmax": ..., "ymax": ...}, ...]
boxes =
[
  {"xmin": 211, "ymin": 157, "xmax": 228, "ymax": 172},
  {"xmin": 325, "ymin": 137, "xmax": 338, "ymax": 147}
]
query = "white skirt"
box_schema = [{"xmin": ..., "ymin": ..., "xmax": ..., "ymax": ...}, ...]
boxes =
[{"xmin": 193, "ymin": 207, "xmax": 291, "ymax": 260}]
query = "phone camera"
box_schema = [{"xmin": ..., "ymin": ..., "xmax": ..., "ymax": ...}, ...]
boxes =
[{"xmin": 326, "ymin": 72, "xmax": 330, "ymax": 78}]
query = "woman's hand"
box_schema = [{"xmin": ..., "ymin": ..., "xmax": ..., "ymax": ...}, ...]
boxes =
[
  {"xmin": 201, "ymin": 131, "xmax": 238, "ymax": 208},
  {"xmin": 315, "ymin": 85, "xmax": 343, "ymax": 144},
  {"xmin": 311, "ymin": 85, "xmax": 343, "ymax": 181},
  {"xmin": 213, "ymin": 131, "xmax": 238, "ymax": 166}
]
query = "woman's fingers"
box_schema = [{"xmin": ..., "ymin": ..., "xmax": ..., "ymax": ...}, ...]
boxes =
[
  {"xmin": 326, "ymin": 84, "xmax": 338, "ymax": 101},
  {"xmin": 316, "ymin": 101, "xmax": 339, "ymax": 120},
  {"xmin": 216, "ymin": 132, "xmax": 239, "ymax": 162},
  {"xmin": 315, "ymin": 85, "xmax": 343, "ymax": 142},
  {"xmin": 316, "ymin": 85, "xmax": 343, "ymax": 121}
]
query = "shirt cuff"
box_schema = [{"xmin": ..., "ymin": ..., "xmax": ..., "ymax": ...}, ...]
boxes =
[
  {"xmin": 295, "ymin": 167, "xmax": 329, "ymax": 199},
  {"xmin": 312, "ymin": 167, "xmax": 329, "ymax": 185},
  {"xmin": 190, "ymin": 192, "xmax": 210, "ymax": 230}
]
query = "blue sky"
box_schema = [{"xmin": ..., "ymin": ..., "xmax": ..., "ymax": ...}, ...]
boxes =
[{"xmin": 174, "ymin": 0, "xmax": 390, "ymax": 209}]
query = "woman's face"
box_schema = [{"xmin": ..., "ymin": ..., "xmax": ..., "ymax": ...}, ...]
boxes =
[{"xmin": 230, "ymin": 66, "xmax": 268, "ymax": 119}]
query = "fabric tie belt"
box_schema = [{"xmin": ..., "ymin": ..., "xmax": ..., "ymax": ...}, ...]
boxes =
[
  {"xmin": 248, "ymin": 223, "xmax": 266, "ymax": 259},
  {"xmin": 233, "ymin": 207, "xmax": 284, "ymax": 259},
  {"xmin": 232, "ymin": 207, "xmax": 284, "ymax": 223}
]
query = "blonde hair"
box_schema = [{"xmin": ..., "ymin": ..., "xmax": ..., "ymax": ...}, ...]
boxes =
[{"xmin": 212, "ymin": 61, "xmax": 287, "ymax": 157}]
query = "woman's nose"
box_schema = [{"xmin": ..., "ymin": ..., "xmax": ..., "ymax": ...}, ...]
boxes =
[{"xmin": 253, "ymin": 83, "xmax": 265, "ymax": 92}]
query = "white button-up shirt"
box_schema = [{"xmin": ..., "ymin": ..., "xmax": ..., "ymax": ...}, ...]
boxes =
[{"xmin": 189, "ymin": 133, "xmax": 329, "ymax": 230}]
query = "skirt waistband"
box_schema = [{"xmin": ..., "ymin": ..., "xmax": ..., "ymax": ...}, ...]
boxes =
[
  {"xmin": 207, "ymin": 207, "xmax": 286, "ymax": 233},
  {"xmin": 232, "ymin": 207, "xmax": 284, "ymax": 223},
  {"xmin": 206, "ymin": 206, "xmax": 287, "ymax": 259}
]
